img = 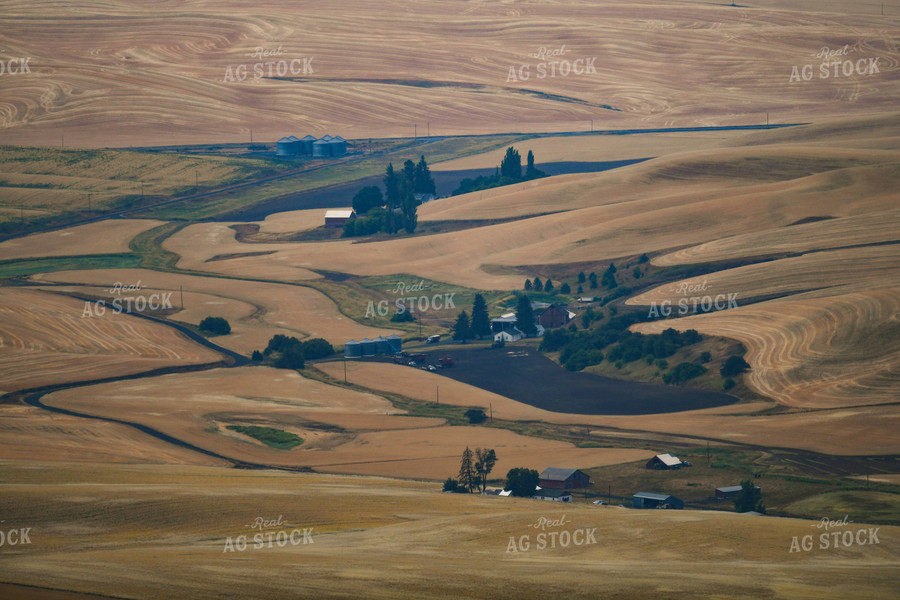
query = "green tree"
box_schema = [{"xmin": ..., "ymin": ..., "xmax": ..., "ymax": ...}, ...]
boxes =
[
  {"xmin": 474, "ymin": 448, "xmax": 498, "ymax": 493},
  {"xmin": 533, "ymin": 276, "xmax": 542, "ymax": 291},
  {"xmin": 454, "ymin": 310, "xmax": 472, "ymax": 342},
  {"xmin": 402, "ymin": 159, "xmax": 416, "ymax": 184},
  {"xmin": 414, "ymin": 155, "xmax": 436, "ymax": 195},
  {"xmin": 560, "ymin": 282, "xmax": 571, "ymax": 294},
  {"xmin": 515, "ymin": 294, "xmax": 537, "ymax": 337},
  {"xmin": 500, "ymin": 146, "xmax": 522, "ymax": 180},
  {"xmin": 733, "ymin": 480, "xmax": 764, "ymax": 513},
  {"xmin": 524, "ymin": 279, "xmax": 533, "ymax": 291},
  {"xmin": 199, "ymin": 316, "xmax": 230, "ymax": 335},
  {"xmin": 465, "ymin": 408, "xmax": 486, "ymax": 424},
  {"xmin": 588, "ymin": 272, "xmax": 598, "ymax": 289},
  {"xmin": 721, "ymin": 355, "xmax": 751, "ymax": 377},
  {"xmin": 458, "ymin": 447, "xmax": 477, "ymax": 493},
  {"xmin": 301, "ymin": 338, "xmax": 334, "ymax": 360},
  {"xmin": 251, "ymin": 350, "xmax": 263, "ymax": 362},
  {"xmin": 544, "ymin": 279, "xmax": 554, "ymax": 293},
  {"xmin": 400, "ymin": 175, "xmax": 418, "ymax": 234},
  {"xmin": 470, "ymin": 294, "xmax": 491, "ymax": 339},
  {"xmin": 577, "ymin": 271, "xmax": 586, "ymax": 283},
  {"xmin": 383, "ymin": 163, "xmax": 400, "ymax": 234},
  {"xmin": 505, "ymin": 467, "xmax": 539, "ymax": 497},
  {"xmin": 351, "ymin": 185, "xmax": 383, "ymax": 215},
  {"xmin": 525, "ymin": 149, "xmax": 546, "ymax": 180},
  {"xmin": 443, "ymin": 477, "xmax": 459, "ymax": 492}
]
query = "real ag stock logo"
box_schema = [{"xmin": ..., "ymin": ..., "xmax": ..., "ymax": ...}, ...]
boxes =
[
  {"xmin": 364, "ymin": 279, "xmax": 456, "ymax": 318},
  {"xmin": 646, "ymin": 279, "xmax": 738, "ymax": 319},
  {"xmin": 789, "ymin": 515, "xmax": 880, "ymax": 553},
  {"xmin": 222, "ymin": 45, "xmax": 314, "ymax": 82},
  {"xmin": 80, "ymin": 281, "xmax": 174, "ymax": 318},
  {"xmin": 0, "ymin": 53, "xmax": 31, "ymax": 76},
  {"xmin": 506, "ymin": 514, "xmax": 598, "ymax": 553},
  {"xmin": 789, "ymin": 44, "xmax": 881, "ymax": 83},
  {"xmin": 223, "ymin": 515, "xmax": 314, "ymax": 553},
  {"xmin": 506, "ymin": 45, "xmax": 598, "ymax": 82}
]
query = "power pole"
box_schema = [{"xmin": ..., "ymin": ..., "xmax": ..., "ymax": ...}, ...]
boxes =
[
  {"xmin": 414, "ymin": 124, "xmax": 417, "ymax": 139},
  {"xmin": 436, "ymin": 385, "xmax": 439, "ymax": 405},
  {"xmin": 180, "ymin": 285, "xmax": 184, "ymax": 309},
  {"xmin": 344, "ymin": 357, "xmax": 347, "ymax": 383},
  {"xmin": 707, "ymin": 441, "xmax": 711, "ymax": 468},
  {"xmin": 490, "ymin": 403, "xmax": 492, "ymax": 422}
]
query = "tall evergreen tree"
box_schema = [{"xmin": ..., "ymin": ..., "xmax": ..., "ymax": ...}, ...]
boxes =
[
  {"xmin": 383, "ymin": 163, "xmax": 400, "ymax": 234},
  {"xmin": 458, "ymin": 446, "xmax": 477, "ymax": 493},
  {"xmin": 453, "ymin": 310, "xmax": 471, "ymax": 342},
  {"xmin": 524, "ymin": 279, "xmax": 533, "ymax": 291},
  {"xmin": 402, "ymin": 159, "xmax": 416, "ymax": 185},
  {"xmin": 500, "ymin": 146, "xmax": 522, "ymax": 180},
  {"xmin": 470, "ymin": 293, "xmax": 491, "ymax": 339},
  {"xmin": 533, "ymin": 276, "xmax": 542, "ymax": 291},
  {"xmin": 515, "ymin": 294, "xmax": 537, "ymax": 337},
  {"xmin": 400, "ymin": 175, "xmax": 418, "ymax": 234},
  {"xmin": 414, "ymin": 155, "xmax": 436, "ymax": 195}
]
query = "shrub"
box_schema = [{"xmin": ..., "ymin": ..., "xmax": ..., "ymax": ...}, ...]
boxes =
[
  {"xmin": 465, "ymin": 408, "xmax": 486, "ymax": 424},
  {"xmin": 199, "ymin": 316, "xmax": 230, "ymax": 335},
  {"xmin": 721, "ymin": 355, "xmax": 751, "ymax": 377}
]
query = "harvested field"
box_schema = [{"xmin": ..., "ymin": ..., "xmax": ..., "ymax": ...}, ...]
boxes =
[
  {"xmin": 164, "ymin": 141, "xmax": 900, "ymax": 290},
  {"xmin": 40, "ymin": 366, "xmax": 646, "ymax": 478},
  {"xmin": 0, "ymin": 219, "xmax": 162, "ymax": 260},
  {"xmin": 317, "ymin": 360, "xmax": 900, "ymax": 456},
  {"xmin": 0, "ymin": 461, "xmax": 897, "ymax": 600},
  {"xmin": 0, "ymin": 287, "xmax": 222, "ymax": 395},
  {"xmin": 1, "ymin": 2, "xmax": 898, "ymax": 146},
  {"xmin": 31, "ymin": 268, "xmax": 399, "ymax": 354}
]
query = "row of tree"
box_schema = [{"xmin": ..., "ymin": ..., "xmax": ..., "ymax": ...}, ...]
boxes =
[
  {"xmin": 452, "ymin": 293, "xmax": 540, "ymax": 342},
  {"xmin": 524, "ymin": 261, "xmax": 639, "ymax": 295},
  {"xmin": 453, "ymin": 146, "xmax": 547, "ymax": 196},
  {"xmin": 346, "ymin": 156, "xmax": 436, "ymax": 236}
]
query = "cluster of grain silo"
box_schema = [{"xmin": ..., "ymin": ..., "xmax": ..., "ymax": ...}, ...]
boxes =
[{"xmin": 276, "ymin": 134, "xmax": 346, "ymax": 158}]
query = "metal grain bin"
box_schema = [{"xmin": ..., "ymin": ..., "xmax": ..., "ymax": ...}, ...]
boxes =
[{"xmin": 343, "ymin": 339, "xmax": 362, "ymax": 358}]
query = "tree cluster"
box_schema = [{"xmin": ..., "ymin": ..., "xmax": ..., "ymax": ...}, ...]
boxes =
[
  {"xmin": 344, "ymin": 156, "xmax": 435, "ymax": 237},
  {"xmin": 539, "ymin": 310, "xmax": 703, "ymax": 372},
  {"xmin": 452, "ymin": 146, "xmax": 547, "ymax": 196},
  {"xmin": 452, "ymin": 293, "xmax": 491, "ymax": 342},
  {"xmin": 452, "ymin": 447, "xmax": 497, "ymax": 493},
  {"xmin": 199, "ymin": 316, "xmax": 230, "ymax": 336},
  {"xmin": 252, "ymin": 334, "xmax": 335, "ymax": 369}
]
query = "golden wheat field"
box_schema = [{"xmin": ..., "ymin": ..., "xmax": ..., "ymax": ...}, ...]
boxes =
[
  {"xmin": 1, "ymin": 0, "xmax": 898, "ymax": 146},
  {"xmin": 0, "ymin": 287, "xmax": 223, "ymax": 395},
  {"xmin": 1, "ymin": 0, "xmax": 899, "ymax": 597},
  {"xmin": 0, "ymin": 461, "xmax": 897, "ymax": 600}
]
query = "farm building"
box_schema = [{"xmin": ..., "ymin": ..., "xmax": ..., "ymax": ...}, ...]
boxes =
[
  {"xmin": 325, "ymin": 209, "xmax": 356, "ymax": 227},
  {"xmin": 414, "ymin": 193, "xmax": 435, "ymax": 204},
  {"xmin": 343, "ymin": 336, "xmax": 401, "ymax": 358},
  {"xmin": 539, "ymin": 467, "xmax": 591, "ymax": 490},
  {"xmin": 532, "ymin": 488, "xmax": 573, "ymax": 502},
  {"xmin": 328, "ymin": 135, "xmax": 347, "ymax": 156},
  {"xmin": 538, "ymin": 304, "xmax": 574, "ymax": 329},
  {"xmin": 632, "ymin": 492, "xmax": 684, "ymax": 509},
  {"xmin": 490, "ymin": 313, "xmax": 545, "ymax": 342},
  {"xmin": 646, "ymin": 453, "xmax": 683, "ymax": 470},
  {"xmin": 385, "ymin": 334, "xmax": 402, "ymax": 353},
  {"xmin": 716, "ymin": 484, "xmax": 760, "ymax": 500}
]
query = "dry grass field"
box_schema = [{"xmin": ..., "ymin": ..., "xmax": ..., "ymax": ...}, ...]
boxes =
[
  {"xmin": 0, "ymin": 219, "xmax": 162, "ymax": 260},
  {"xmin": 317, "ymin": 360, "xmax": 900, "ymax": 456},
  {"xmin": 0, "ymin": 287, "xmax": 222, "ymax": 395},
  {"xmin": 0, "ymin": 461, "xmax": 897, "ymax": 600},
  {"xmin": 31, "ymin": 268, "xmax": 399, "ymax": 354},
  {"xmin": 1, "ymin": 1, "xmax": 899, "ymax": 596},
  {"xmin": 37, "ymin": 366, "xmax": 649, "ymax": 478},
  {"xmin": 0, "ymin": 1, "xmax": 898, "ymax": 147}
]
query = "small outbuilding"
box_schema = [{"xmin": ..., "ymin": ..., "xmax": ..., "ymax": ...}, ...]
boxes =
[
  {"xmin": 539, "ymin": 467, "xmax": 592, "ymax": 490},
  {"xmin": 538, "ymin": 304, "xmax": 571, "ymax": 329},
  {"xmin": 716, "ymin": 484, "xmax": 759, "ymax": 500},
  {"xmin": 532, "ymin": 488, "xmax": 572, "ymax": 502},
  {"xmin": 646, "ymin": 453, "xmax": 683, "ymax": 470},
  {"xmin": 632, "ymin": 492, "xmax": 683, "ymax": 510},
  {"xmin": 325, "ymin": 209, "xmax": 356, "ymax": 227}
]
